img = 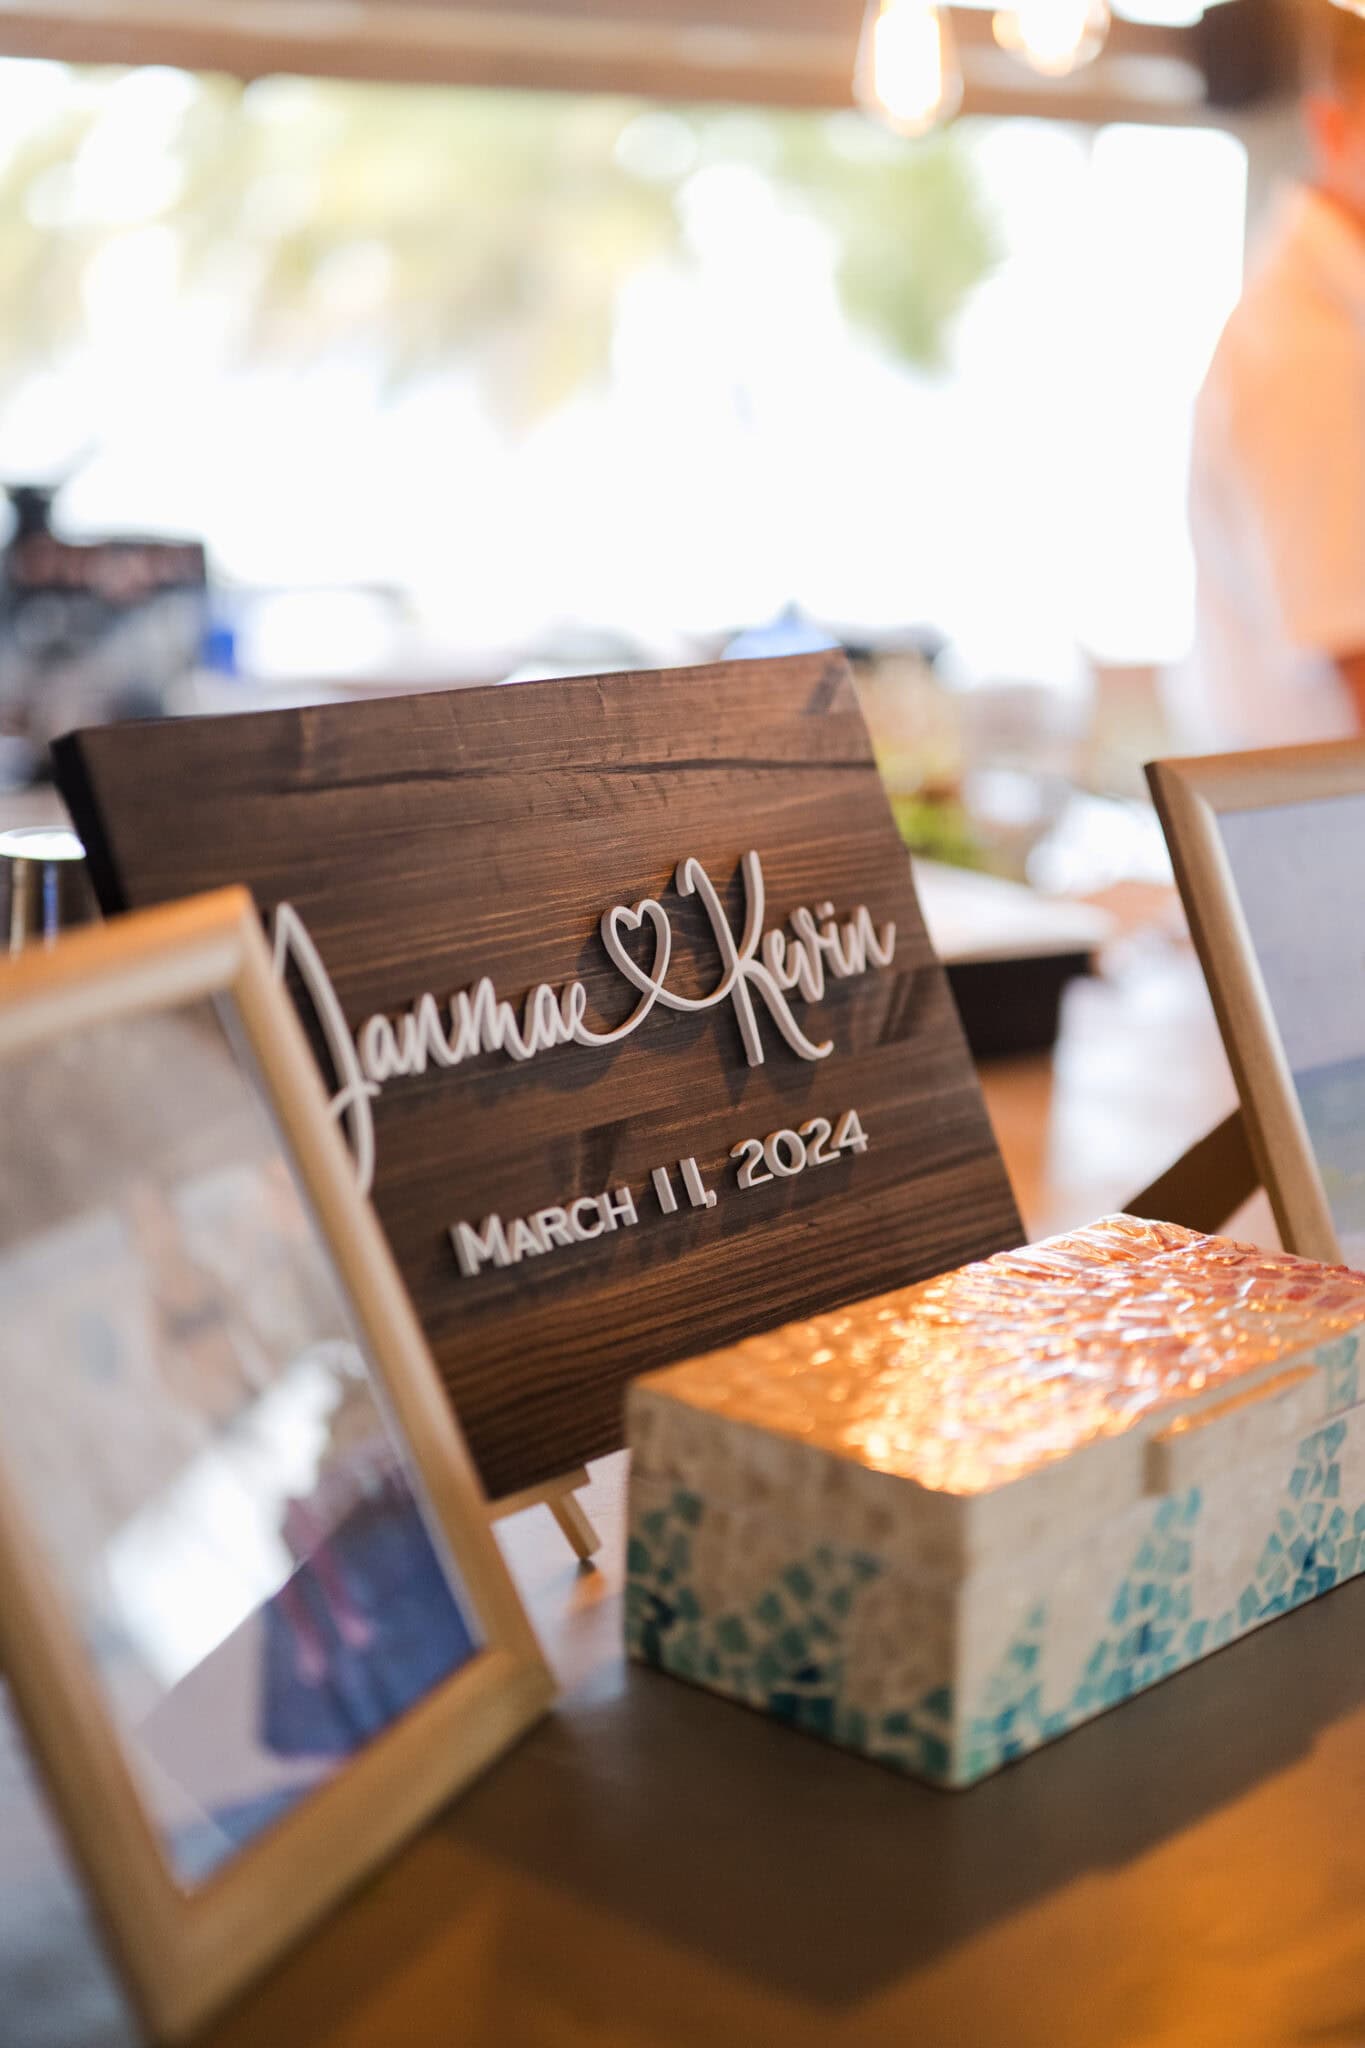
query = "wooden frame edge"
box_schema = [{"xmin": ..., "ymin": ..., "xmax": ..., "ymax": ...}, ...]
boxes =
[
  {"xmin": 1147, "ymin": 751, "xmax": 1346, "ymax": 1265},
  {"xmin": 0, "ymin": 889, "xmax": 554, "ymax": 2042}
]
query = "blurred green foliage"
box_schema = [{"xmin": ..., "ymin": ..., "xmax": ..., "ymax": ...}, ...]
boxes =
[
  {"xmin": 0, "ymin": 67, "xmax": 998, "ymax": 425},
  {"xmin": 764, "ymin": 114, "xmax": 1000, "ymax": 374},
  {"xmin": 887, "ymin": 792, "xmax": 987, "ymax": 867}
]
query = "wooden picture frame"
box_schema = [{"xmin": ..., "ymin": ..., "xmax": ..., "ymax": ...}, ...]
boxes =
[
  {"xmin": 1148, "ymin": 741, "xmax": 1365, "ymax": 1266},
  {"xmin": 0, "ymin": 887, "xmax": 552, "ymax": 2043}
]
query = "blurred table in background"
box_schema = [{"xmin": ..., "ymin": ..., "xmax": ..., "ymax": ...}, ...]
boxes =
[{"xmin": 0, "ymin": 787, "xmax": 67, "ymax": 832}]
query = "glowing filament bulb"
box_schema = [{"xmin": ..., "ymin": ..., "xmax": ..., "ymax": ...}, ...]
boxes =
[
  {"xmin": 993, "ymin": 0, "xmax": 1111, "ymax": 77},
  {"xmin": 854, "ymin": 0, "xmax": 964, "ymax": 138}
]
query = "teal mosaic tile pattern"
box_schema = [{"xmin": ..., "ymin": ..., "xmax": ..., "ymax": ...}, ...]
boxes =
[
  {"xmin": 626, "ymin": 1413, "xmax": 1365, "ymax": 1788},
  {"xmin": 1254, "ymin": 1419, "xmax": 1353, "ymax": 1613},
  {"xmin": 1322, "ymin": 1334, "xmax": 1360, "ymax": 1416},
  {"xmin": 625, "ymin": 1493, "xmax": 955, "ymax": 1779},
  {"xmin": 960, "ymin": 1488, "xmax": 1205, "ymax": 1782}
]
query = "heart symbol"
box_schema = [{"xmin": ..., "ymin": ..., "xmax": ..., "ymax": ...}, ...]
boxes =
[{"xmin": 600, "ymin": 897, "xmax": 672, "ymax": 997}]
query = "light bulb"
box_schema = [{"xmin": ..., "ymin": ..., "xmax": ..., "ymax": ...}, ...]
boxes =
[
  {"xmin": 993, "ymin": 0, "xmax": 1111, "ymax": 77},
  {"xmin": 854, "ymin": 0, "xmax": 964, "ymax": 138}
]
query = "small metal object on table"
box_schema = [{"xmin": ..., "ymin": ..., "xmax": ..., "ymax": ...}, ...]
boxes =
[{"xmin": 0, "ymin": 824, "xmax": 95, "ymax": 953}]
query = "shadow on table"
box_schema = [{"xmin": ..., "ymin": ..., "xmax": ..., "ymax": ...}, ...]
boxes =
[{"xmin": 449, "ymin": 1572, "xmax": 1365, "ymax": 2008}]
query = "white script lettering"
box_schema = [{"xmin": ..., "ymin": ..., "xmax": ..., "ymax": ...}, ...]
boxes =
[{"xmin": 271, "ymin": 851, "xmax": 896, "ymax": 1194}]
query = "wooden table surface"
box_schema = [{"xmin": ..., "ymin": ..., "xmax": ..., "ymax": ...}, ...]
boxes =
[{"xmin": 11, "ymin": 924, "xmax": 1351, "ymax": 2048}]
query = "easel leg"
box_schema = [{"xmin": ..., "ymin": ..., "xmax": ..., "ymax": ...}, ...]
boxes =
[
  {"xmin": 489, "ymin": 1466, "xmax": 603, "ymax": 1564},
  {"xmin": 548, "ymin": 1488, "xmax": 601, "ymax": 1562}
]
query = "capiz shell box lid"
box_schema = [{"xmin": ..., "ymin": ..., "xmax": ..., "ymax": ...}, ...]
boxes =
[{"xmin": 627, "ymin": 1217, "xmax": 1365, "ymax": 1580}]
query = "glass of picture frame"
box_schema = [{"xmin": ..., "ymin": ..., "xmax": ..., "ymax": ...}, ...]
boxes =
[
  {"xmin": 1150, "ymin": 741, "xmax": 1365, "ymax": 1270},
  {"xmin": 0, "ymin": 886, "xmax": 553, "ymax": 2042}
]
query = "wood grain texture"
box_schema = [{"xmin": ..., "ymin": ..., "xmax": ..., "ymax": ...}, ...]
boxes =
[{"xmin": 55, "ymin": 655, "xmax": 1021, "ymax": 1496}]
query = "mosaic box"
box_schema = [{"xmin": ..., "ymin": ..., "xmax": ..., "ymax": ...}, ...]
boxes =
[{"xmin": 625, "ymin": 1217, "xmax": 1365, "ymax": 1787}]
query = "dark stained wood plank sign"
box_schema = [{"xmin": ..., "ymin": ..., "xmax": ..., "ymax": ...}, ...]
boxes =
[{"xmin": 54, "ymin": 655, "xmax": 1022, "ymax": 1497}]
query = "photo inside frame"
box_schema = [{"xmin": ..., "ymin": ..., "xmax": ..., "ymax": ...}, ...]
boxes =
[
  {"xmin": 0, "ymin": 993, "xmax": 484, "ymax": 1891},
  {"xmin": 1217, "ymin": 790, "xmax": 1365, "ymax": 1268}
]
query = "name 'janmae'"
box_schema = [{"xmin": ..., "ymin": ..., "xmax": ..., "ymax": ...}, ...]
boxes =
[{"xmin": 271, "ymin": 850, "xmax": 897, "ymax": 1195}]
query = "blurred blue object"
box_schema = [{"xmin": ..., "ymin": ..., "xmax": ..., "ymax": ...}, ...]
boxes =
[
  {"xmin": 200, "ymin": 620, "xmax": 238, "ymax": 678},
  {"xmin": 723, "ymin": 603, "xmax": 841, "ymax": 662}
]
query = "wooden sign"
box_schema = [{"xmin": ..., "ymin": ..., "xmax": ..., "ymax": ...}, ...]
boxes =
[{"xmin": 55, "ymin": 655, "xmax": 1021, "ymax": 1498}]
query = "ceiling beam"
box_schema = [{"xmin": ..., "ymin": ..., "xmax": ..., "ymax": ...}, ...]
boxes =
[{"xmin": 0, "ymin": 0, "xmax": 1287, "ymax": 125}]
